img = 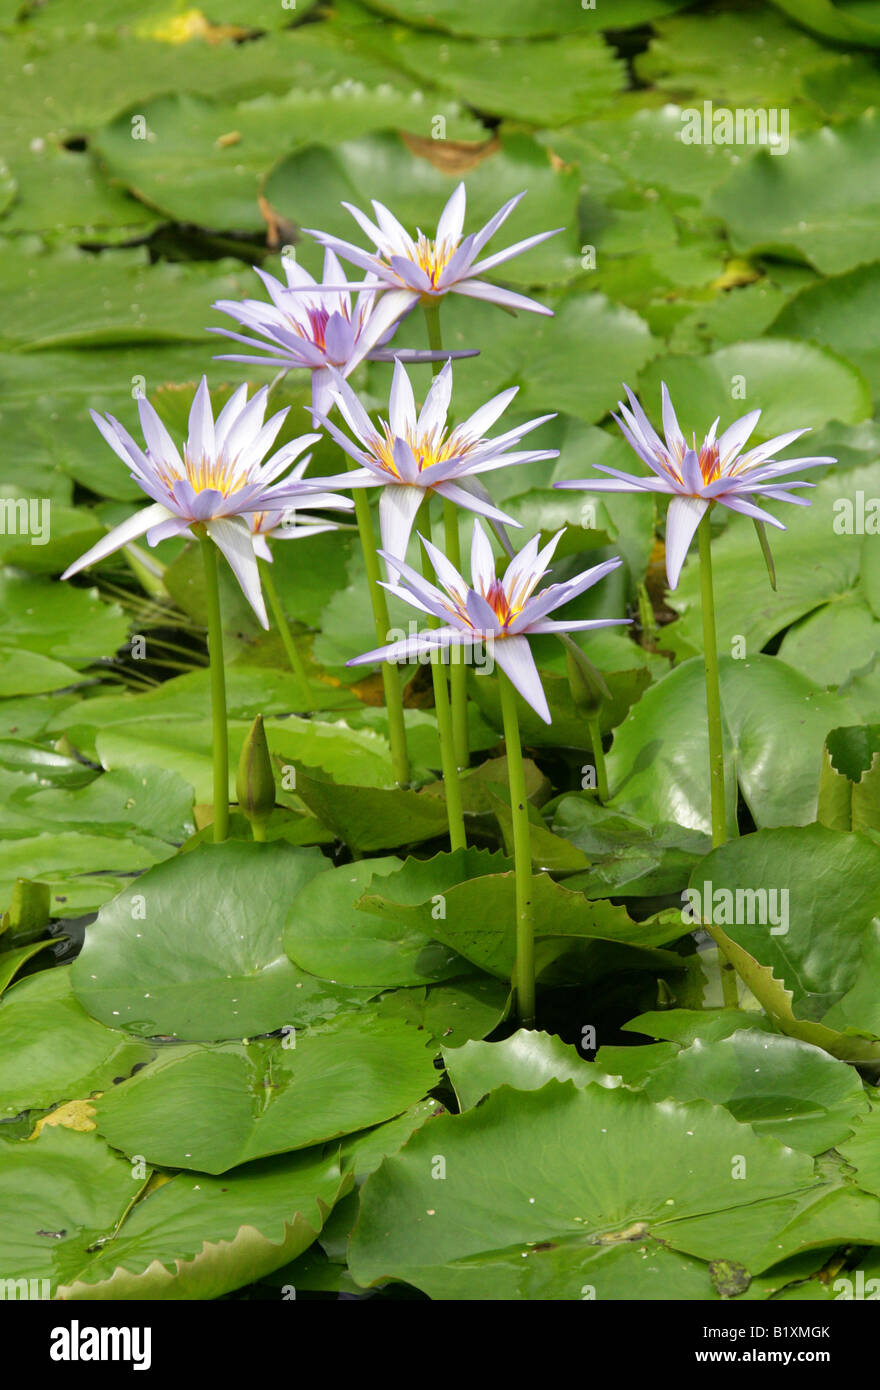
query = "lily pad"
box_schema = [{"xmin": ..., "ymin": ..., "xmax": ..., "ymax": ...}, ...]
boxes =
[
  {"xmin": 70, "ymin": 840, "xmax": 377, "ymax": 1041},
  {"xmin": 284, "ymin": 855, "xmax": 467, "ymax": 988},
  {"xmin": 0, "ymin": 968, "xmax": 153, "ymax": 1118},
  {"xmin": 94, "ymin": 1013, "xmax": 437, "ymax": 1173},
  {"xmin": 349, "ymin": 1080, "xmax": 817, "ymax": 1298}
]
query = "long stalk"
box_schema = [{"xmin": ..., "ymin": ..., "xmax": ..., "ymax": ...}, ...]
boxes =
[
  {"xmin": 348, "ymin": 467, "xmax": 410, "ymax": 786},
  {"xmin": 697, "ymin": 509, "xmax": 727, "ymax": 846},
  {"xmin": 587, "ymin": 715, "xmax": 609, "ymax": 801},
  {"xmin": 198, "ymin": 531, "xmax": 229, "ymax": 842},
  {"xmin": 499, "ymin": 670, "xmax": 535, "ymax": 1027},
  {"xmin": 696, "ymin": 508, "xmax": 737, "ymax": 1006},
  {"xmin": 419, "ymin": 502, "xmax": 466, "ymax": 850},
  {"xmin": 423, "ymin": 300, "xmax": 469, "ymax": 770},
  {"xmin": 259, "ymin": 557, "xmax": 313, "ymax": 709}
]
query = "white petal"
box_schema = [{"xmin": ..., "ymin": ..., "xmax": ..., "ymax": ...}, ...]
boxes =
[
  {"xmin": 417, "ymin": 359, "xmax": 453, "ymax": 437},
  {"xmin": 379, "ymin": 485, "xmax": 423, "ymax": 565},
  {"xmin": 61, "ymin": 503, "xmax": 173, "ymax": 579},
  {"xmin": 717, "ymin": 408, "xmax": 761, "ymax": 468},
  {"xmin": 470, "ymin": 519, "xmax": 497, "ymax": 593},
  {"xmin": 436, "ymin": 182, "xmax": 466, "ymax": 248},
  {"xmin": 494, "ymin": 636, "xmax": 551, "ymax": 724},
  {"xmin": 664, "ymin": 494, "xmax": 708, "ymax": 590},
  {"xmin": 389, "ymin": 358, "xmax": 417, "ymax": 437},
  {"xmin": 205, "ymin": 517, "xmax": 268, "ymax": 628}
]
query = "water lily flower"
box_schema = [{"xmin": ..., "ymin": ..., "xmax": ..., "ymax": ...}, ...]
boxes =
[
  {"xmin": 209, "ymin": 249, "xmax": 470, "ymax": 420},
  {"xmin": 61, "ymin": 377, "xmax": 352, "ymax": 628},
  {"xmin": 554, "ymin": 383, "xmax": 835, "ymax": 588},
  {"xmin": 247, "ymin": 458, "xmax": 352, "ymax": 562},
  {"xmin": 347, "ymin": 520, "xmax": 629, "ymax": 724},
  {"xmin": 303, "ymin": 183, "xmax": 561, "ymax": 319},
  {"xmin": 315, "ymin": 358, "xmax": 558, "ymax": 566}
]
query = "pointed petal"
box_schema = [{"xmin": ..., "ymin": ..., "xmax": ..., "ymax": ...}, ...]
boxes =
[
  {"xmin": 465, "ymin": 228, "xmax": 562, "ymax": 278},
  {"xmin": 137, "ymin": 396, "xmax": 183, "ymax": 471},
  {"xmin": 379, "ymin": 485, "xmax": 423, "ymax": 564},
  {"xmin": 453, "ymin": 278, "xmax": 552, "ymax": 316},
  {"xmin": 417, "ymin": 359, "xmax": 453, "ymax": 437},
  {"xmin": 494, "ymin": 637, "xmax": 551, "ymax": 724},
  {"xmin": 436, "ymin": 182, "xmax": 466, "ymax": 247},
  {"xmin": 205, "ymin": 518, "xmax": 268, "ymax": 628},
  {"xmin": 470, "ymin": 519, "xmax": 497, "ymax": 593},
  {"xmin": 61, "ymin": 503, "xmax": 173, "ymax": 579},
  {"xmin": 661, "ymin": 382, "xmax": 685, "ymax": 457},
  {"xmin": 716, "ymin": 408, "xmax": 761, "ymax": 467},
  {"xmin": 664, "ymin": 494, "xmax": 708, "ymax": 590},
  {"xmin": 389, "ymin": 358, "xmax": 417, "ymax": 436}
]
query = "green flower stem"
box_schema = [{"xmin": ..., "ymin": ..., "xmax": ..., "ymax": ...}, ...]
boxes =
[
  {"xmin": 348, "ymin": 467, "xmax": 410, "ymax": 787},
  {"xmin": 259, "ymin": 558, "xmax": 313, "ymax": 710},
  {"xmin": 499, "ymin": 670, "xmax": 536, "ymax": 1028},
  {"xmin": 586, "ymin": 715, "xmax": 609, "ymax": 801},
  {"xmin": 697, "ymin": 509, "xmax": 727, "ymax": 847},
  {"xmin": 423, "ymin": 299, "xmax": 470, "ymax": 771},
  {"xmin": 696, "ymin": 508, "xmax": 738, "ymax": 1007},
  {"xmin": 420, "ymin": 502, "xmax": 466, "ymax": 851},
  {"xmin": 198, "ymin": 530, "xmax": 230, "ymax": 843}
]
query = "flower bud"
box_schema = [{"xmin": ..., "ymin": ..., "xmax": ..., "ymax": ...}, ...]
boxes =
[
  {"xmin": 236, "ymin": 715, "xmax": 275, "ymax": 836},
  {"xmin": 559, "ymin": 634, "xmax": 609, "ymax": 717}
]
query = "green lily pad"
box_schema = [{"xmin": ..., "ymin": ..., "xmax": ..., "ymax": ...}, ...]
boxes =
[
  {"xmin": 687, "ymin": 825, "xmax": 880, "ymax": 1050},
  {"xmin": 358, "ymin": 853, "xmax": 684, "ymax": 980},
  {"xmin": 94, "ymin": 1013, "xmax": 437, "ymax": 1173},
  {"xmin": 709, "ymin": 112, "xmax": 880, "ymax": 275},
  {"xmin": 771, "ymin": 261, "xmax": 880, "ymax": 396},
  {"xmin": 0, "ymin": 968, "xmax": 153, "ymax": 1118},
  {"xmin": 0, "ymin": 828, "xmax": 169, "ymax": 915},
  {"xmin": 70, "ymin": 840, "xmax": 378, "ymax": 1042},
  {"xmin": 818, "ymin": 725, "xmax": 880, "ymax": 832},
  {"xmin": 376, "ymin": 30, "xmax": 623, "ymax": 129},
  {"xmin": 356, "ymin": 0, "xmax": 691, "ymax": 37},
  {"xmin": 289, "ymin": 766, "xmax": 451, "ymax": 852},
  {"xmin": 94, "ymin": 89, "xmax": 483, "ymax": 229},
  {"xmin": 551, "ymin": 797, "xmax": 710, "ymax": 898},
  {"xmin": 349, "ymin": 1080, "xmax": 817, "ymax": 1298},
  {"xmin": 640, "ymin": 340, "xmax": 871, "ymax": 442},
  {"xmin": 284, "ymin": 855, "xmax": 467, "ymax": 989},
  {"xmin": 606, "ymin": 655, "xmax": 855, "ymax": 833},
  {"xmin": 443, "ymin": 1028, "xmax": 611, "ymax": 1110},
  {"xmin": 642, "ymin": 1031, "xmax": 870, "ymax": 1154},
  {"xmin": 0, "ymin": 1124, "xmax": 347, "ymax": 1301},
  {"xmin": 0, "ymin": 239, "xmax": 264, "ymax": 350}
]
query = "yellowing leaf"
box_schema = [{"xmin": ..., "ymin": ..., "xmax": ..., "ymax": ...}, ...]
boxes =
[{"xmin": 30, "ymin": 1096, "xmax": 101, "ymax": 1139}]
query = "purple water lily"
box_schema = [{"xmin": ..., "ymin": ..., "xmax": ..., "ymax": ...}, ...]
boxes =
[
  {"xmin": 315, "ymin": 358, "xmax": 557, "ymax": 567},
  {"xmin": 303, "ymin": 183, "xmax": 560, "ymax": 320},
  {"xmin": 61, "ymin": 377, "xmax": 352, "ymax": 627},
  {"xmin": 554, "ymin": 383, "xmax": 835, "ymax": 589},
  {"xmin": 347, "ymin": 520, "xmax": 629, "ymax": 724},
  {"xmin": 210, "ymin": 248, "xmax": 469, "ymax": 421}
]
